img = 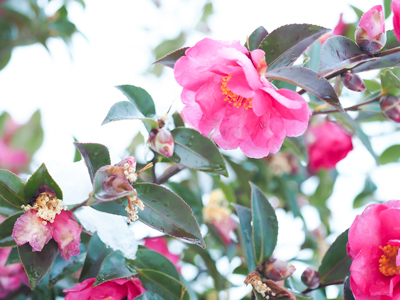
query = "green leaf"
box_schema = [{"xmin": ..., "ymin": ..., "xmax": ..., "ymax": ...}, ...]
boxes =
[
  {"xmin": 133, "ymin": 247, "xmax": 180, "ymax": 280},
  {"xmin": 73, "ymin": 142, "xmax": 111, "ymax": 183},
  {"xmin": 92, "ymin": 183, "xmax": 205, "ymax": 248},
  {"xmin": 381, "ymin": 30, "xmax": 400, "ymax": 51},
  {"xmin": 363, "ymin": 79, "xmax": 381, "ymax": 92},
  {"xmin": 0, "ymin": 196, "xmax": 21, "ymax": 216},
  {"xmin": 73, "ymin": 137, "xmax": 82, "ymax": 162},
  {"xmin": 25, "ymin": 164, "xmax": 62, "ymax": 200},
  {"xmin": 126, "ymin": 132, "xmax": 145, "ymax": 156},
  {"xmin": 213, "ymin": 179, "xmax": 236, "ymax": 204},
  {"xmin": 5, "ymin": 247, "xmax": 20, "ymax": 265},
  {"xmin": 101, "ymin": 101, "xmax": 158, "ymax": 131},
  {"xmin": 0, "ymin": 51, "xmax": 11, "ymax": 71},
  {"xmin": 172, "ymin": 112, "xmax": 185, "ymax": 128},
  {"xmin": 259, "ymin": 24, "xmax": 330, "ymax": 71},
  {"xmin": 167, "ymin": 181, "xmax": 203, "ymax": 224},
  {"xmin": 232, "ymin": 203, "xmax": 257, "ymax": 272},
  {"xmin": 94, "ymin": 250, "xmax": 137, "ymax": 286},
  {"xmin": 18, "ymin": 239, "xmax": 58, "ymax": 289},
  {"xmin": 318, "ymin": 36, "xmax": 374, "ymax": 78},
  {"xmin": 170, "ymin": 128, "xmax": 227, "ymax": 176},
  {"xmin": 135, "ymin": 291, "xmax": 165, "ymax": 300},
  {"xmin": 384, "ymin": 0, "xmax": 392, "ymax": 19},
  {"xmin": 79, "ymin": 232, "xmax": 114, "ymax": 282},
  {"xmin": 353, "ymin": 176, "xmax": 377, "ymax": 209},
  {"xmin": 350, "ymin": 5, "xmax": 364, "ymax": 19},
  {"xmin": 247, "ymin": 26, "xmax": 268, "ymax": 51},
  {"xmin": 0, "ymin": 211, "xmax": 22, "ymax": 248},
  {"xmin": 139, "ymin": 269, "xmax": 190, "ymax": 300},
  {"xmin": 318, "ymin": 229, "xmax": 351, "ymax": 283},
  {"xmin": 0, "ymin": 169, "xmax": 26, "ymax": 207},
  {"xmin": 250, "ymin": 182, "xmax": 278, "ymax": 264},
  {"xmin": 265, "ymin": 66, "xmax": 343, "ymax": 112},
  {"xmin": 282, "ymin": 136, "xmax": 308, "ymax": 163},
  {"xmin": 344, "ymin": 276, "xmax": 355, "ymax": 300},
  {"xmin": 380, "ymin": 144, "xmax": 400, "ymax": 164},
  {"xmin": 153, "ymin": 47, "xmax": 189, "ymax": 69},
  {"xmin": 116, "ymin": 85, "xmax": 156, "ymax": 117},
  {"xmin": 380, "ymin": 69, "xmax": 400, "ymax": 96}
]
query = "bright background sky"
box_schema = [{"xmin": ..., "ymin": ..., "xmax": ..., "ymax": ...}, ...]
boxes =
[{"xmin": 1, "ymin": 0, "xmax": 400, "ymax": 298}]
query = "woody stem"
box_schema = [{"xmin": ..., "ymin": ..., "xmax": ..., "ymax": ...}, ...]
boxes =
[
  {"xmin": 301, "ymin": 279, "xmax": 345, "ymax": 294},
  {"xmin": 312, "ymin": 94, "xmax": 381, "ymax": 115}
]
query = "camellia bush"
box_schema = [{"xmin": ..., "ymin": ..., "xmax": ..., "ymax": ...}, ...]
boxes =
[{"xmin": 3, "ymin": 1, "xmax": 400, "ymax": 300}]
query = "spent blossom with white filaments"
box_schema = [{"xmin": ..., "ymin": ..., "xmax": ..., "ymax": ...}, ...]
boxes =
[
  {"xmin": 21, "ymin": 192, "xmax": 67, "ymax": 225},
  {"xmin": 244, "ymin": 272, "xmax": 276, "ymax": 299}
]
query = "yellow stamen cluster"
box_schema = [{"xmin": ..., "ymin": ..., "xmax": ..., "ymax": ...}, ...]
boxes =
[
  {"xmin": 245, "ymin": 273, "xmax": 276, "ymax": 299},
  {"xmin": 126, "ymin": 195, "xmax": 145, "ymax": 224},
  {"xmin": 21, "ymin": 192, "xmax": 67, "ymax": 225},
  {"xmin": 203, "ymin": 189, "xmax": 231, "ymax": 224},
  {"xmin": 379, "ymin": 244, "xmax": 400, "ymax": 276},
  {"xmin": 221, "ymin": 75, "xmax": 253, "ymax": 110}
]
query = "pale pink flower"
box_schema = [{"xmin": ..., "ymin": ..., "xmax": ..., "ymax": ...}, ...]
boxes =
[
  {"xmin": 393, "ymin": 0, "xmax": 400, "ymax": 42},
  {"xmin": 305, "ymin": 120, "xmax": 353, "ymax": 171},
  {"xmin": 355, "ymin": 5, "xmax": 386, "ymax": 54},
  {"xmin": 63, "ymin": 278, "xmax": 145, "ymax": 300},
  {"xmin": 144, "ymin": 237, "xmax": 181, "ymax": 271},
  {"xmin": 347, "ymin": 201, "xmax": 400, "ymax": 299},
  {"xmin": 174, "ymin": 38, "xmax": 311, "ymax": 158},
  {"xmin": 333, "ymin": 13, "xmax": 349, "ymax": 36}
]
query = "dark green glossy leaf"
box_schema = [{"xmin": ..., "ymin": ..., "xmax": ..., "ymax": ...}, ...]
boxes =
[
  {"xmin": 250, "ymin": 182, "xmax": 278, "ymax": 263},
  {"xmin": 167, "ymin": 181, "xmax": 203, "ymax": 224},
  {"xmin": 344, "ymin": 276, "xmax": 355, "ymax": 300},
  {"xmin": 380, "ymin": 69, "xmax": 400, "ymax": 96},
  {"xmin": 25, "ymin": 164, "xmax": 62, "ymax": 200},
  {"xmin": 73, "ymin": 142, "xmax": 111, "ymax": 183},
  {"xmin": 247, "ymin": 26, "xmax": 268, "ymax": 51},
  {"xmin": 5, "ymin": 247, "xmax": 20, "ymax": 265},
  {"xmin": 0, "ymin": 211, "xmax": 22, "ymax": 248},
  {"xmin": 318, "ymin": 36, "xmax": 374, "ymax": 78},
  {"xmin": 9, "ymin": 110, "xmax": 43, "ymax": 158},
  {"xmin": 318, "ymin": 229, "xmax": 351, "ymax": 283},
  {"xmin": 139, "ymin": 269, "xmax": 190, "ymax": 300},
  {"xmin": 382, "ymin": 30, "xmax": 400, "ymax": 51},
  {"xmin": 0, "ymin": 169, "xmax": 26, "ymax": 207},
  {"xmin": 0, "ymin": 196, "xmax": 20, "ymax": 217},
  {"xmin": 352, "ymin": 48, "xmax": 400, "ymax": 73},
  {"xmin": 260, "ymin": 24, "xmax": 329, "ymax": 71},
  {"xmin": 170, "ymin": 128, "xmax": 227, "ymax": 176},
  {"xmin": 79, "ymin": 232, "xmax": 114, "ymax": 282},
  {"xmin": 93, "ymin": 183, "xmax": 205, "ymax": 248},
  {"xmin": 232, "ymin": 203, "xmax": 256, "ymax": 272},
  {"xmin": 101, "ymin": 101, "xmax": 158, "ymax": 131},
  {"xmin": 153, "ymin": 47, "xmax": 189, "ymax": 69},
  {"xmin": 265, "ymin": 66, "xmax": 343, "ymax": 111},
  {"xmin": 135, "ymin": 291, "xmax": 165, "ymax": 300},
  {"xmin": 380, "ymin": 144, "xmax": 400, "ymax": 164},
  {"xmin": 133, "ymin": 248, "xmax": 180, "ymax": 280},
  {"xmin": 94, "ymin": 250, "xmax": 137, "ymax": 286},
  {"xmin": 172, "ymin": 112, "xmax": 185, "ymax": 128},
  {"xmin": 73, "ymin": 137, "xmax": 82, "ymax": 162},
  {"xmin": 18, "ymin": 239, "xmax": 58, "ymax": 289},
  {"xmin": 48, "ymin": 232, "xmax": 90, "ymax": 287},
  {"xmin": 116, "ymin": 85, "xmax": 156, "ymax": 117},
  {"xmin": 353, "ymin": 177, "xmax": 377, "ymax": 208}
]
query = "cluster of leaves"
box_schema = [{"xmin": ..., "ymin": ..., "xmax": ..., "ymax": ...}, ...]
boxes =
[{"xmin": 0, "ymin": 0, "xmax": 85, "ymax": 70}]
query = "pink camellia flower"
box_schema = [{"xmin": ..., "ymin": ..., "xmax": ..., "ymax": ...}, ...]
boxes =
[
  {"xmin": 144, "ymin": 237, "xmax": 181, "ymax": 271},
  {"xmin": 63, "ymin": 278, "xmax": 145, "ymax": 300},
  {"xmin": 347, "ymin": 201, "xmax": 400, "ymax": 299},
  {"xmin": 355, "ymin": 5, "xmax": 386, "ymax": 54},
  {"xmin": 12, "ymin": 186, "xmax": 82, "ymax": 260},
  {"xmin": 148, "ymin": 128, "xmax": 174, "ymax": 157},
  {"xmin": 393, "ymin": 0, "xmax": 400, "ymax": 42},
  {"xmin": 305, "ymin": 120, "xmax": 353, "ymax": 171},
  {"xmin": 174, "ymin": 38, "xmax": 311, "ymax": 158},
  {"xmin": 0, "ymin": 216, "xmax": 29, "ymax": 298},
  {"xmin": 319, "ymin": 13, "xmax": 350, "ymax": 45}
]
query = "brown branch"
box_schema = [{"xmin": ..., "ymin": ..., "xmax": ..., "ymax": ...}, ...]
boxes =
[
  {"xmin": 157, "ymin": 164, "xmax": 185, "ymax": 184},
  {"xmin": 312, "ymin": 94, "xmax": 381, "ymax": 115},
  {"xmin": 70, "ymin": 198, "xmax": 90, "ymax": 212},
  {"xmin": 301, "ymin": 279, "xmax": 345, "ymax": 294}
]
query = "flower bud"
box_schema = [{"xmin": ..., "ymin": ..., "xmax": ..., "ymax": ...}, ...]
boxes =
[
  {"xmin": 263, "ymin": 258, "xmax": 296, "ymax": 281},
  {"xmin": 301, "ymin": 267, "xmax": 320, "ymax": 289},
  {"xmin": 148, "ymin": 128, "xmax": 174, "ymax": 157},
  {"xmin": 341, "ymin": 73, "xmax": 366, "ymax": 92},
  {"xmin": 355, "ymin": 5, "xmax": 386, "ymax": 54},
  {"xmin": 380, "ymin": 95, "xmax": 400, "ymax": 123}
]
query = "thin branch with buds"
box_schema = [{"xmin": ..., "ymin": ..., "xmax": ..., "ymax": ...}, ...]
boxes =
[
  {"xmin": 301, "ymin": 279, "xmax": 345, "ymax": 294},
  {"xmin": 312, "ymin": 94, "xmax": 381, "ymax": 115}
]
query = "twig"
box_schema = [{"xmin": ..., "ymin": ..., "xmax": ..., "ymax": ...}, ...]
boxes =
[
  {"xmin": 301, "ymin": 279, "xmax": 345, "ymax": 294},
  {"xmin": 157, "ymin": 164, "xmax": 185, "ymax": 184},
  {"xmin": 70, "ymin": 198, "xmax": 90, "ymax": 212},
  {"xmin": 312, "ymin": 94, "xmax": 381, "ymax": 115},
  {"xmin": 152, "ymin": 152, "xmax": 157, "ymax": 184}
]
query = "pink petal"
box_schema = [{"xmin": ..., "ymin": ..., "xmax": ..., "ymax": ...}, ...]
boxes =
[
  {"xmin": 393, "ymin": 0, "xmax": 400, "ymax": 42},
  {"xmin": 53, "ymin": 211, "xmax": 82, "ymax": 261},
  {"xmin": 90, "ymin": 280, "xmax": 129, "ymax": 300},
  {"xmin": 239, "ymin": 137, "xmax": 271, "ymax": 158},
  {"xmin": 250, "ymin": 49, "xmax": 267, "ymax": 75},
  {"xmin": 12, "ymin": 210, "xmax": 53, "ymax": 252},
  {"xmin": 126, "ymin": 279, "xmax": 146, "ymax": 299},
  {"xmin": 0, "ymin": 141, "xmax": 29, "ymax": 174},
  {"xmin": 64, "ymin": 278, "xmax": 95, "ymax": 300},
  {"xmin": 333, "ymin": 13, "xmax": 347, "ymax": 36},
  {"xmin": 359, "ymin": 5, "xmax": 385, "ymax": 39},
  {"xmin": 251, "ymin": 90, "xmax": 273, "ymax": 117},
  {"xmin": 144, "ymin": 237, "xmax": 181, "ymax": 271},
  {"xmin": 262, "ymin": 87, "xmax": 303, "ymax": 109}
]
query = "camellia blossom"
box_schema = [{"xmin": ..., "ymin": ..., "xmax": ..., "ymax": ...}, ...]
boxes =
[
  {"xmin": 355, "ymin": 5, "xmax": 386, "ymax": 54},
  {"xmin": 174, "ymin": 38, "xmax": 311, "ymax": 158},
  {"xmin": 347, "ymin": 201, "xmax": 400, "ymax": 299},
  {"xmin": 144, "ymin": 237, "xmax": 181, "ymax": 271},
  {"xmin": 148, "ymin": 128, "xmax": 174, "ymax": 157},
  {"xmin": 63, "ymin": 277, "xmax": 145, "ymax": 300},
  {"xmin": 12, "ymin": 185, "xmax": 82, "ymax": 260},
  {"xmin": 305, "ymin": 120, "xmax": 353, "ymax": 171},
  {"xmin": 393, "ymin": 0, "xmax": 400, "ymax": 42}
]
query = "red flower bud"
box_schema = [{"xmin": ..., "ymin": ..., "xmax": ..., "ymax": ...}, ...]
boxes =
[
  {"xmin": 341, "ymin": 73, "xmax": 366, "ymax": 92},
  {"xmin": 355, "ymin": 5, "xmax": 386, "ymax": 54},
  {"xmin": 148, "ymin": 128, "xmax": 174, "ymax": 157},
  {"xmin": 264, "ymin": 258, "xmax": 296, "ymax": 281},
  {"xmin": 380, "ymin": 95, "xmax": 400, "ymax": 123},
  {"xmin": 301, "ymin": 267, "xmax": 320, "ymax": 289}
]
